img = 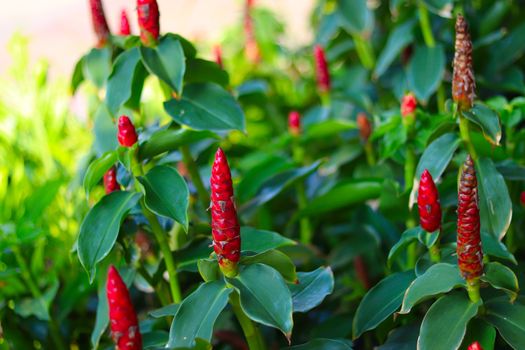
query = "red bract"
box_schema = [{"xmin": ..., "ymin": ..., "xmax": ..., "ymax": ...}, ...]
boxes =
[
  {"xmin": 288, "ymin": 111, "xmax": 301, "ymax": 136},
  {"xmin": 120, "ymin": 9, "xmax": 131, "ymax": 36},
  {"xmin": 89, "ymin": 0, "xmax": 110, "ymax": 48},
  {"xmin": 401, "ymin": 93, "xmax": 417, "ymax": 117},
  {"xmin": 457, "ymin": 155, "xmax": 483, "ymax": 281},
  {"xmin": 353, "ymin": 256, "xmax": 371, "ymax": 290},
  {"xmin": 117, "ymin": 116, "xmax": 138, "ymax": 147},
  {"xmin": 137, "ymin": 0, "xmax": 160, "ymax": 46},
  {"xmin": 520, "ymin": 191, "xmax": 525, "ymax": 206},
  {"xmin": 356, "ymin": 113, "xmax": 372, "ymax": 141},
  {"xmin": 314, "ymin": 45, "xmax": 330, "ymax": 94},
  {"xmin": 468, "ymin": 341, "xmax": 483, "ymax": 350},
  {"xmin": 214, "ymin": 45, "xmax": 223, "ymax": 69},
  {"xmin": 106, "ymin": 266, "xmax": 142, "ymax": 350},
  {"xmin": 103, "ymin": 166, "xmax": 120, "ymax": 194},
  {"xmin": 453, "ymin": 14, "xmax": 475, "ymax": 111},
  {"xmin": 210, "ymin": 148, "xmax": 240, "ymax": 277},
  {"xmin": 417, "ymin": 169, "xmax": 441, "ymax": 232}
]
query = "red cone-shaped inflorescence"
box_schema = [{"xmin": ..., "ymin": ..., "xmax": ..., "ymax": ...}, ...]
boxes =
[
  {"xmin": 117, "ymin": 116, "xmax": 138, "ymax": 147},
  {"xmin": 520, "ymin": 191, "xmax": 525, "ymax": 206},
  {"xmin": 468, "ymin": 341, "xmax": 483, "ymax": 350},
  {"xmin": 106, "ymin": 266, "xmax": 142, "ymax": 350},
  {"xmin": 314, "ymin": 45, "xmax": 330, "ymax": 94},
  {"xmin": 457, "ymin": 155, "xmax": 483, "ymax": 281},
  {"xmin": 214, "ymin": 45, "xmax": 223, "ymax": 69},
  {"xmin": 103, "ymin": 166, "xmax": 120, "ymax": 194},
  {"xmin": 453, "ymin": 14, "xmax": 475, "ymax": 111},
  {"xmin": 288, "ymin": 111, "xmax": 301, "ymax": 136},
  {"xmin": 120, "ymin": 9, "xmax": 131, "ymax": 36},
  {"xmin": 89, "ymin": 0, "xmax": 110, "ymax": 48},
  {"xmin": 401, "ymin": 93, "xmax": 417, "ymax": 117},
  {"xmin": 211, "ymin": 148, "xmax": 240, "ymax": 277},
  {"xmin": 417, "ymin": 169, "xmax": 442, "ymax": 232},
  {"xmin": 357, "ymin": 113, "xmax": 372, "ymax": 142},
  {"xmin": 137, "ymin": 0, "xmax": 160, "ymax": 46}
]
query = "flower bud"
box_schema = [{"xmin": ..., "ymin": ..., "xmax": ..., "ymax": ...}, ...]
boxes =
[
  {"xmin": 103, "ymin": 166, "xmax": 120, "ymax": 194},
  {"xmin": 520, "ymin": 191, "xmax": 525, "ymax": 207},
  {"xmin": 213, "ymin": 45, "xmax": 223, "ymax": 69},
  {"xmin": 89, "ymin": 0, "xmax": 110, "ymax": 48},
  {"xmin": 314, "ymin": 45, "xmax": 330, "ymax": 94},
  {"xmin": 401, "ymin": 93, "xmax": 417, "ymax": 118},
  {"xmin": 468, "ymin": 341, "xmax": 483, "ymax": 350},
  {"xmin": 418, "ymin": 169, "xmax": 442, "ymax": 232},
  {"xmin": 356, "ymin": 113, "xmax": 372, "ymax": 142},
  {"xmin": 453, "ymin": 14, "xmax": 475, "ymax": 111},
  {"xmin": 117, "ymin": 116, "xmax": 138, "ymax": 147},
  {"xmin": 288, "ymin": 111, "xmax": 301, "ymax": 136},
  {"xmin": 137, "ymin": 0, "xmax": 160, "ymax": 46},
  {"xmin": 120, "ymin": 9, "xmax": 131, "ymax": 36}
]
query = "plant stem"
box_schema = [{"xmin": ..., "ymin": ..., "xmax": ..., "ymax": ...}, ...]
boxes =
[
  {"xmin": 404, "ymin": 144, "xmax": 416, "ymax": 191},
  {"xmin": 467, "ymin": 278, "xmax": 481, "ymax": 303},
  {"xmin": 437, "ymin": 84, "xmax": 446, "ymax": 114},
  {"xmin": 353, "ymin": 34, "xmax": 376, "ymax": 69},
  {"xmin": 292, "ymin": 138, "xmax": 313, "ymax": 245},
  {"xmin": 364, "ymin": 141, "xmax": 376, "ymax": 166},
  {"xmin": 418, "ymin": 0, "xmax": 436, "ymax": 48},
  {"xmin": 136, "ymin": 264, "xmax": 171, "ymax": 306},
  {"xmin": 458, "ymin": 112, "xmax": 478, "ymax": 160},
  {"xmin": 229, "ymin": 292, "xmax": 266, "ymax": 350},
  {"xmin": 180, "ymin": 144, "xmax": 209, "ymax": 211},
  {"xmin": 429, "ymin": 232, "xmax": 441, "ymax": 263}
]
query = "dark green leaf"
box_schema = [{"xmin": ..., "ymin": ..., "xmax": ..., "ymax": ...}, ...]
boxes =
[
  {"xmin": 387, "ymin": 227, "xmax": 422, "ymax": 267},
  {"xmin": 197, "ymin": 259, "xmax": 220, "ymax": 282},
  {"xmin": 488, "ymin": 23, "xmax": 525, "ymax": 71},
  {"xmin": 481, "ymin": 231, "xmax": 517, "ymax": 264},
  {"xmin": 378, "ymin": 325, "xmax": 419, "ymax": 350},
  {"xmin": 484, "ymin": 298, "xmax": 525, "ymax": 349},
  {"xmin": 143, "ymin": 330, "xmax": 169, "ymax": 349},
  {"xmin": 185, "ymin": 58, "xmax": 229, "ymax": 87},
  {"xmin": 337, "ymin": 0, "xmax": 374, "ymax": 34},
  {"xmin": 149, "ymin": 303, "xmax": 181, "ymax": 318},
  {"xmin": 481, "ymin": 262, "xmax": 519, "ymax": 302},
  {"xmin": 241, "ymin": 250, "xmax": 297, "ymax": 283},
  {"xmin": 71, "ymin": 56, "xmax": 85, "ymax": 93},
  {"xmin": 241, "ymin": 226, "xmax": 296, "ymax": 253},
  {"xmin": 287, "ymin": 338, "xmax": 353, "ymax": 350},
  {"xmin": 82, "ymin": 47, "xmax": 111, "ymax": 88},
  {"xmin": 460, "ymin": 318, "xmax": 496, "ymax": 350},
  {"xmin": 289, "ymin": 267, "xmax": 334, "ymax": 313},
  {"xmin": 463, "ymin": 103, "xmax": 501, "ymax": 145},
  {"xmin": 304, "ymin": 120, "xmax": 356, "ymax": 140},
  {"xmin": 83, "ymin": 151, "xmax": 117, "ymax": 198},
  {"xmin": 374, "ymin": 20, "xmax": 415, "ymax": 77},
  {"xmin": 407, "ymin": 45, "xmax": 445, "ymax": 101},
  {"xmin": 422, "ymin": 0, "xmax": 453, "ymax": 17},
  {"xmin": 93, "ymin": 104, "xmax": 118, "ymax": 156}
]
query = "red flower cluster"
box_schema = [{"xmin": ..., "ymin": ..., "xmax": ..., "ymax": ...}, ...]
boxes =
[
  {"xmin": 117, "ymin": 116, "xmax": 138, "ymax": 147},
  {"xmin": 103, "ymin": 166, "xmax": 120, "ymax": 194},
  {"xmin": 417, "ymin": 169, "xmax": 442, "ymax": 232},
  {"xmin": 401, "ymin": 93, "xmax": 417, "ymax": 117},
  {"xmin": 89, "ymin": 0, "xmax": 110, "ymax": 48},
  {"xmin": 468, "ymin": 341, "xmax": 483, "ymax": 350},
  {"xmin": 520, "ymin": 191, "xmax": 525, "ymax": 206},
  {"xmin": 356, "ymin": 113, "xmax": 372, "ymax": 142},
  {"xmin": 120, "ymin": 9, "xmax": 131, "ymax": 36},
  {"xmin": 288, "ymin": 111, "xmax": 301, "ymax": 136},
  {"xmin": 314, "ymin": 45, "xmax": 330, "ymax": 94},
  {"xmin": 210, "ymin": 148, "xmax": 241, "ymax": 277},
  {"xmin": 106, "ymin": 266, "xmax": 142, "ymax": 350},
  {"xmin": 137, "ymin": 0, "xmax": 160, "ymax": 46},
  {"xmin": 452, "ymin": 14, "xmax": 475, "ymax": 111}
]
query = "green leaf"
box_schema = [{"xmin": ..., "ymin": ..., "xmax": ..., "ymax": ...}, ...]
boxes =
[
  {"xmin": 21, "ymin": 178, "xmax": 63, "ymax": 222},
  {"xmin": 484, "ymin": 298, "xmax": 525, "ymax": 349},
  {"xmin": 106, "ymin": 47, "xmax": 147, "ymax": 115},
  {"xmin": 374, "ymin": 20, "xmax": 415, "ymax": 78},
  {"xmin": 461, "ymin": 319, "xmax": 496, "ymax": 350},
  {"xmin": 378, "ymin": 325, "xmax": 419, "ymax": 350},
  {"xmin": 241, "ymin": 226, "xmax": 296, "ymax": 253},
  {"xmin": 301, "ymin": 179, "xmax": 382, "ymax": 216},
  {"xmin": 242, "ymin": 250, "xmax": 297, "ymax": 283},
  {"xmin": 481, "ymin": 231, "xmax": 517, "ymax": 264},
  {"xmin": 197, "ymin": 259, "xmax": 220, "ymax": 282},
  {"xmin": 463, "ymin": 103, "xmax": 502, "ymax": 145},
  {"xmin": 83, "ymin": 151, "xmax": 118, "ymax": 198},
  {"xmin": 387, "ymin": 227, "xmax": 422, "ymax": 267},
  {"xmin": 149, "ymin": 303, "xmax": 181, "ymax": 318},
  {"xmin": 93, "ymin": 104, "xmax": 118, "ymax": 156},
  {"xmin": 289, "ymin": 267, "xmax": 334, "ymax": 313},
  {"xmin": 481, "ymin": 262, "xmax": 519, "ymax": 302},
  {"xmin": 164, "ymin": 83, "xmax": 245, "ymax": 132},
  {"xmin": 229, "ymin": 264, "xmax": 293, "ymax": 336},
  {"xmin": 287, "ymin": 338, "xmax": 353, "ymax": 350},
  {"xmin": 353, "ymin": 271, "xmax": 415, "ymax": 338},
  {"xmin": 140, "ymin": 36, "xmax": 185, "ymax": 93},
  {"xmin": 78, "ymin": 191, "xmax": 142, "ymax": 282},
  {"xmin": 168, "ymin": 281, "xmax": 232, "ymax": 348},
  {"xmin": 185, "ymin": 58, "xmax": 229, "ymax": 87},
  {"xmin": 407, "ymin": 45, "xmax": 445, "ymax": 101},
  {"xmin": 138, "ymin": 165, "xmax": 189, "ymax": 231},
  {"xmin": 303, "ymin": 120, "xmax": 356, "ymax": 140},
  {"xmin": 488, "ymin": 23, "xmax": 525, "ymax": 71},
  {"xmin": 143, "ymin": 330, "xmax": 169, "ymax": 349},
  {"xmin": 476, "ymin": 157, "xmax": 512, "ymax": 240},
  {"xmin": 417, "ymin": 292, "xmax": 481, "ymax": 350},
  {"xmin": 71, "ymin": 56, "xmax": 85, "ymax": 93},
  {"xmin": 400, "ymin": 263, "xmax": 465, "ymax": 314},
  {"xmin": 337, "ymin": 0, "xmax": 374, "ymax": 34},
  {"xmin": 422, "ymin": 0, "xmax": 453, "ymax": 17},
  {"xmin": 82, "ymin": 47, "xmax": 111, "ymax": 88}
]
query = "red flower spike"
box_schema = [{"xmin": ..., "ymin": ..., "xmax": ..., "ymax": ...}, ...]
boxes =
[
  {"xmin": 120, "ymin": 9, "xmax": 131, "ymax": 36},
  {"xmin": 468, "ymin": 341, "xmax": 483, "ymax": 350},
  {"xmin": 214, "ymin": 45, "xmax": 223, "ymax": 69},
  {"xmin": 89, "ymin": 0, "xmax": 110, "ymax": 48},
  {"xmin": 103, "ymin": 166, "xmax": 120, "ymax": 194},
  {"xmin": 453, "ymin": 14, "xmax": 475, "ymax": 111},
  {"xmin": 457, "ymin": 155, "xmax": 483, "ymax": 281},
  {"xmin": 314, "ymin": 45, "xmax": 331, "ymax": 94},
  {"xmin": 117, "ymin": 116, "xmax": 138, "ymax": 147},
  {"xmin": 106, "ymin": 266, "xmax": 142, "ymax": 350},
  {"xmin": 417, "ymin": 169, "xmax": 442, "ymax": 232},
  {"xmin": 520, "ymin": 191, "xmax": 525, "ymax": 206},
  {"xmin": 401, "ymin": 93, "xmax": 417, "ymax": 117},
  {"xmin": 288, "ymin": 111, "xmax": 301, "ymax": 136},
  {"xmin": 137, "ymin": 0, "xmax": 160, "ymax": 46},
  {"xmin": 353, "ymin": 256, "xmax": 371, "ymax": 290},
  {"xmin": 356, "ymin": 113, "xmax": 372, "ymax": 142},
  {"xmin": 210, "ymin": 148, "xmax": 240, "ymax": 278}
]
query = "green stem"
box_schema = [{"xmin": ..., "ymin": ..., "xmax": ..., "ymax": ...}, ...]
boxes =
[
  {"xmin": 229, "ymin": 292, "xmax": 266, "ymax": 350},
  {"xmin": 364, "ymin": 141, "xmax": 376, "ymax": 166},
  {"xmin": 180, "ymin": 145, "xmax": 209, "ymax": 211},
  {"xmin": 418, "ymin": 0, "xmax": 436, "ymax": 47},
  {"xmin": 467, "ymin": 278, "xmax": 481, "ymax": 303},
  {"xmin": 292, "ymin": 138, "xmax": 313, "ymax": 245},
  {"xmin": 353, "ymin": 34, "xmax": 376, "ymax": 69},
  {"xmin": 429, "ymin": 232, "xmax": 441, "ymax": 263},
  {"xmin": 458, "ymin": 112, "xmax": 478, "ymax": 160},
  {"xmin": 137, "ymin": 264, "xmax": 171, "ymax": 306},
  {"xmin": 404, "ymin": 144, "xmax": 416, "ymax": 191}
]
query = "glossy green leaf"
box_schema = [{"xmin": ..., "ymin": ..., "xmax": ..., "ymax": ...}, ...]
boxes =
[
  {"xmin": 149, "ymin": 303, "xmax": 181, "ymax": 318},
  {"xmin": 463, "ymin": 103, "xmax": 501, "ymax": 145},
  {"xmin": 164, "ymin": 83, "xmax": 245, "ymax": 132},
  {"xmin": 168, "ymin": 281, "xmax": 231, "ymax": 348},
  {"xmin": 488, "ymin": 23, "xmax": 525, "ymax": 71},
  {"xmin": 197, "ymin": 258, "xmax": 220, "ymax": 282},
  {"xmin": 337, "ymin": 0, "xmax": 374, "ymax": 34},
  {"xmin": 140, "ymin": 36, "xmax": 185, "ymax": 93},
  {"xmin": 461, "ymin": 318, "xmax": 496, "ymax": 350},
  {"xmin": 353, "ymin": 271, "xmax": 415, "ymax": 338},
  {"xmin": 78, "ymin": 191, "xmax": 142, "ymax": 282},
  {"xmin": 82, "ymin": 47, "xmax": 111, "ymax": 88},
  {"xmin": 481, "ymin": 231, "xmax": 517, "ymax": 264},
  {"xmin": 378, "ymin": 325, "xmax": 419, "ymax": 350},
  {"xmin": 138, "ymin": 165, "xmax": 189, "ymax": 231},
  {"xmin": 289, "ymin": 267, "xmax": 334, "ymax": 313},
  {"xmin": 484, "ymin": 298, "xmax": 525, "ymax": 349},
  {"xmin": 476, "ymin": 157, "xmax": 512, "ymax": 240},
  {"xmin": 185, "ymin": 58, "xmax": 229, "ymax": 87},
  {"xmin": 304, "ymin": 119, "xmax": 356, "ymax": 140},
  {"xmin": 287, "ymin": 338, "xmax": 353, "ymax": 350},
  {"xmin": 422, "ymin": 0, "xmax": 453, "ymax": 17},
  {"xmin": 400, "ymin": 263, "xmax": 465, "ymax": 314},
  {"xmin": 229, "ymin": 264, "xmax": 293, "ymax": 336},
  {"xmin": 407, "ymin": 45, "xmax": 445, "ymax": 101},
  {"xmin": 71, "ymin": 56, "xmax": 85, "ymax": 93},
  {"xmin": 93, "ymin": 104, "xmax": 118, "ymax": 156},
  {"xmin": 241, "ymin": 250, "xmax": 297, "ymax": 283},
  {"xmin": 481, "ymin": 262, "xmax": 519, "ymax": 302},
  {"xmin": 374, "ymin": 20, "xmax": 415, "ymax": 78},
  {"xmin": 417, "ymin": 293, "xmax": 481, "ymax": 350},
  {"xmin": 83, "ymin": 151, "xmax": 117, "ymax": 197},
  {"xmin": 143, "ymin": 330, "xmax": 169, "ymax": 349},
  {"xmin": 387, "ymin": 227, "xmax": 422, "ymax": 267},
  {"xmin": 241, "ymin": 226, "xmax": 296, "ymax": 253}
]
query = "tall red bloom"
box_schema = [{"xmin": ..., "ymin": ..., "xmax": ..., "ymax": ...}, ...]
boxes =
[
  {"xmin": 453, "ymin": 14, "xmax": 475, "ymax": 111},
  {"xmin": 214, "ymin": 45, "xmax": 223, "ymax": 69},
  {"xmin": 137, "ymin": 0, "xmax": 160, "ymax": 46},
  {"xmin": 288, "ymin": 111, "xmax": 301, "ymax": 136},
  {"xmin": 120, "ymin": 9, "xmax": 131, "ymax": 36},
  {"xmin": 417, "ymin": 169, "xmax": 442, "ymax": 232},
  {"xmin": 210, "ymin": 148, "xmax": 240, "ymax": 277},
  {"xmin": 103, "ymin": 166, "xmax": 120, "ymax": 194},
  {"xmin": 357, "ymin": 113, "xmax": 372, "ymax": 142},
  {"xmin": 457, "ymin": 155, "xmax": 483, "ymax": 281},
  {"xmin": 468, "ymin": 341, "xmax": 483, "ymax": 350},
  {"xmin": 117, "ymin": 116, "xmax": 138, "ymax": 147},
  {"xmin": 106, "ymin": 266, "xmax": 142, "ymax": 350},
  {"xmin": 401, "ymin": 93, "xmax": 417, "ymax": 117},
  {"xmin": 314, "ymin": 45, "xmax": 330, "ymax": 94},
  {"xmin": 89, "ymin": 0, "xmax": 110, "ymax": 48}
]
